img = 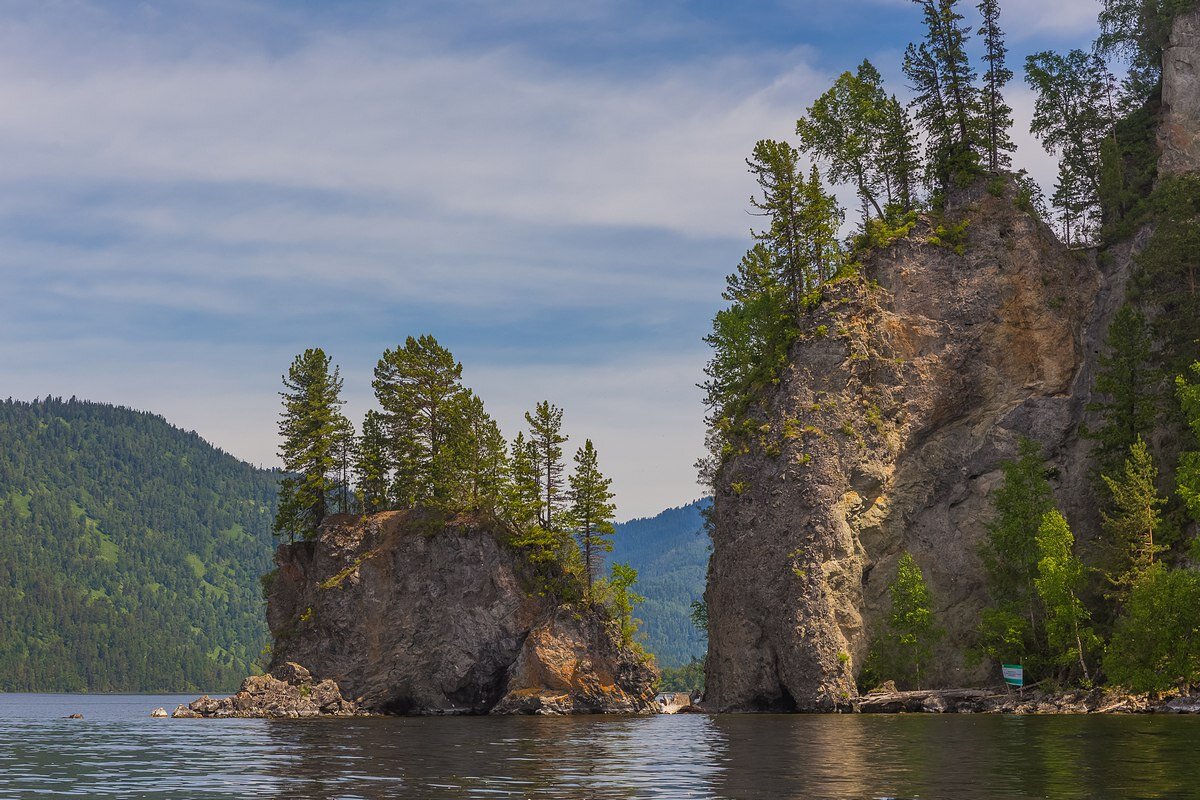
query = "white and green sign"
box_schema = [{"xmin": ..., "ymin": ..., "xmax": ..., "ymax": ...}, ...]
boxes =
[{"xmin": 1001, "ymin": 664, "xmax": 1024, "ymax": 687}]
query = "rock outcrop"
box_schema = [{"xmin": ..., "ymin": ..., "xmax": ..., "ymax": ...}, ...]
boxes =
[
  {"xmin": 173, "ymin": 662, "xmax": 360, "ymax": 718},
  {"xmin": 704, "ymin": 180, "xmax": 1103, "ymax": 711},
  {"xmin": 264, "ymin": 511, "xmax": 657, "ymax": 715},
  {"xmin": 1161, "ymin": 6, "xmax": 1200, "ymax": 176}
]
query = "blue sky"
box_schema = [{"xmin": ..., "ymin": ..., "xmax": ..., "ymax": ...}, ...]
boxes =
[{"xmin": 1, "ymin": 0, "xmax": 1102, "ymax": 518}]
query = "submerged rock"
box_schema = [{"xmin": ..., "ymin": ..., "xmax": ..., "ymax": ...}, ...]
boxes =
[{"xmin": 263, "ymin": 511, "xmax": 657, "ymax": 715}]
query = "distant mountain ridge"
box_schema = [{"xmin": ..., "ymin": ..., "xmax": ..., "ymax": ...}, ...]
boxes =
[
  {"xmin": 0, "ymin": 397, "xmax": 279, "ymax": 692},
  {"xmin": 610, "ymin": 498, "xmax": 710, "ymax": 668}
]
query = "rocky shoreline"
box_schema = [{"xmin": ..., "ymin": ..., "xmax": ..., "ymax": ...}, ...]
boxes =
[{"xmin": 852, "ymin": 686, "xmax": 1200, "ymax": 715}]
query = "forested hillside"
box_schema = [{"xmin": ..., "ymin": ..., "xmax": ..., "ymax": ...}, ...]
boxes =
[
  {"xmin": 610, "ymin": 499, "xmax": 709, "ymax": 668},
  {"xmin": 0, "ymin": 398, "xmax": 279, "ymax": 692}
]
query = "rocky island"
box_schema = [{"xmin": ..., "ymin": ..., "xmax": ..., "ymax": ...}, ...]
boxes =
[{"xmin": 178, "ymin": 511, "xmax": 658, "ymax": 718}]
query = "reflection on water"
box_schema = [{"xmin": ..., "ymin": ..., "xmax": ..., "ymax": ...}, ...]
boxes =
[{"xmin": 1, "ymin": 694, "xmax": 1199, "ymax": 799}]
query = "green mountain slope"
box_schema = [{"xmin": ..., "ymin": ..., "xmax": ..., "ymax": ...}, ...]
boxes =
[
  {"xmin": 610, "ymin": 499, "xmax": 710, "ymax": 668},
  {"xmin": 0, "ymin": 397, "xmax": 279, "ymax": 692}
]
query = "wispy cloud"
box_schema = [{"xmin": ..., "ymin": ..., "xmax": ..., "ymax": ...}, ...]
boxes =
[{"xmin": 0, "ymin": 0, "xmax": 1091, "ymax": 517}]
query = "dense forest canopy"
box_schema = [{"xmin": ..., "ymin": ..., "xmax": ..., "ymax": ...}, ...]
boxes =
[{"xmin": 0, "ymin": 398, "xmax": 280, "ymax": 692}]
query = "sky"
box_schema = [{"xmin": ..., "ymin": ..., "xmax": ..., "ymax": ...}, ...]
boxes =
[{"xmin": 1, "ymin": 0, "xmax": 1105, "ymax": 519}]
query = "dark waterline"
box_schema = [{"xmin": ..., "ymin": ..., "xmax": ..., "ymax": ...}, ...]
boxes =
[{"xmin": 3, "ymin": 693, "xmax": 1199, "ymax": 799}]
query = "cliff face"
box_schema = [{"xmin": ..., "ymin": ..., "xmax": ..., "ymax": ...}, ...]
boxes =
[
  {"xmin": 266, "ymin": 511, "xmax": 658, "ymax": 715},
  {"xmin": 704, "ymin": 182, "xmax": 1103, "ymax": 710},
  {"xmin": 1161, "ymin": 6, "xmax": 1200, "ymax": 176}
]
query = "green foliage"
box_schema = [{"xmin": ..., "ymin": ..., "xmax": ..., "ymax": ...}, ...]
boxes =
[
  {"xmin": 1101, "ymin": 438, "xmax": 1169, "ymax": 598},
  {"xmin": 978, "ymin": 439, "xmax": 1055, "ymax": 671},
  {"xmin": 354, "ymin": 410, "xmax": 390, "ymax": 514},
  {"xmin": 600, "ymin": 562, "xmax": 646, "ymax": 648},
  {"xmin": 1105, "ymin": 563, "xmax": 1200, "ymax": 692},
  {"xmin": 1177, "ymin": 362, "xmax": 1200, "ymax": 524},
  {"xmin": 1024, "ymin": 50, "xmax": 1116, "ymax": 246},
  {"xmin": 608, "ymin": 500, "xmax": 710, "ymax": 667},
  {"xmin": 0, "ymin": 398, "xmax": 279, "ymax": 692},
  {"xmin": 1086, "ymin": 306, "xmax": 1159, "ymax": 484},
  {"xmin": 1135, "ymin": 175, "xmax": 1200, "ymax": 372},
  {"xmin": 274, "ymin": 348, "xmax": 348, "ymax": 540},
  {"xmin": 658, "ymin": 657, "xmax": 705, "ymax": 693},
  {"xmin": 568, "ymin": 439, "xmax": 617, "ymax": 596},
  {"xmin": 853, "ymin": 212, "xmax": 918, "ymax": 253},
  {"xmin": 1098, "ymin": 103, "xmax": 1159, "ymax": 239},
  {"xmin": 977, "ymin": 0, "xmax": 1015, "ymax": 173},
  {"xmin": 864, "ymin": 552, "xmax": 942, "ymax": 689},
  {"xmin": 903, "ymin": 0, "xmax": 985, "ymax": 194},
  {"xmin": 1098, "ymin": 0, "xmax": 1199, "ymax": 101},
  {"xmin": 926, "ymin": 217, "xmax": 971, "ymax": 254},
  {"xmin": 372, "ymin": 335, "xmax": 467, "ymax": 508},
  {"xmin": 1035, "ymin": 511, "xmax": 1100, "ymax": 683},
  {"xmin": 796, "ymin": 60, "xmax": 919, "ymax": 219}
]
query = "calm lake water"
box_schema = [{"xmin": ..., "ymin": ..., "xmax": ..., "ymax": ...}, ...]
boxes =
[{"xmin": 2, "ymin": 693, "xmax": 1200, "ymax": 799}]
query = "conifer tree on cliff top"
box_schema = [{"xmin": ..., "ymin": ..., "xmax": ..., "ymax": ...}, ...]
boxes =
[
  {"xmin": 977, "ymin": 0, "xmax": 1014, "ymax": 172},
  {"xmin": 372, "ymin": 334, "xmax": 466, "ymax": 507},
  {"xmin": 568, "ymin": 439, "xmax": 617, "ymax": 598},
  {"xmin": 525, "ymin": 400, "xmax": 569, "ymax": 532},
  {"xmin": 354, "ymin": 409, "xmax": 390, "ymax": 514},
  {"xmin": 904, "ymin": 0, "xmax": 982, "ymax": 192},
  {"xmin": 274, "ymin": 347, "xmax": 347, "ymax": 541}
]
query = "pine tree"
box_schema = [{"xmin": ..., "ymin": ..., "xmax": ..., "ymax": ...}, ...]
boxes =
[
  {"xmin": 1176, "ymin": 362, "xmax": 1200, "ymax": 524},
  {"xmin": 905, "ymin": 0, "xmax": 982, "ymax": 190},
  {"xmin": 904, "ymin": 41, "xmax": 954, "ymax": 193},
  {"xmin": 877, "ymin": 96, "xmax": 922, "ymax": 214},
  {"xmin": 1087, "ymin": 305, "xmax": 1158, "ymax": 483},
  {"xmin": 976, "ymin": 0, "xmax": 1014, "ymax": 172},
  {"xmin": 525, "ymin": 401, "xmax": 569, "ymax": 532},
  {"xmin": 446, "ymin": 390, "xmax": 509, "ymax": 513},
  {"xmin": 354, "ymin": 410, "xmax": 390, "ymax": 514},
  {"xmin": 274, "ymin": 348, "xmax": 346, "ymax": 541},
  {"xmin": 745, "ymin": 139, "xmax": 812, "ymax": 310},
  {"xmin": 1035, "ymin": 510, "xmax": 1098, "ymax": 683},
  {"xmin": 331, "ymin": 412, "xmax": 356, "ymax": 515},
  {"xmin": 1102, "ymin": 437, "xmax": 1168, "ymax": 597},
  {"xmin": 568, "ymin": 439, "xmax": 617, "ymax": 597},
  {"xmin": 372, "ymin": 335, "xmax": 466, "ymax": 507}
]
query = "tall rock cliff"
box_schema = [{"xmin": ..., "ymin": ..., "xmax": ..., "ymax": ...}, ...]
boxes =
[
  {"xmin": 266, "ymin": 511, "xmax": 658, "ymax": 715},
  {"xmin": 1161, "ymin": 6, "xmax": 1200, "ymax": 176},
  {"xmin": 704, "ymin": 180, "xmax": 1103, "ymax": 711},
  {"xmin": 705, "ymin": 9, "xmax": 1200, "ymax": 710}
]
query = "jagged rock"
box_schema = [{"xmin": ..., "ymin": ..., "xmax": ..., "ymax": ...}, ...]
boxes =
[
  {"xmin": 178, "ymin": 663, "xmax": 360, "ymax": 718},
  {"xmin": 491, "ymin": 607, "xmax": 658, "ymax": 715},
  {"xmin": 266, "ymin": 512, "xmax": 658, "ymax": 715},
  {"xmin": 705, "ymin": 179, "xmax": 1100, "ymax": 711},
  {"xmin": 149, "ymin": 707, "xmax": 168, "ymax": 718},
  {"xmin": 1161, "ymin": 7, "xmax": 1200, "ymax": 176}
]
